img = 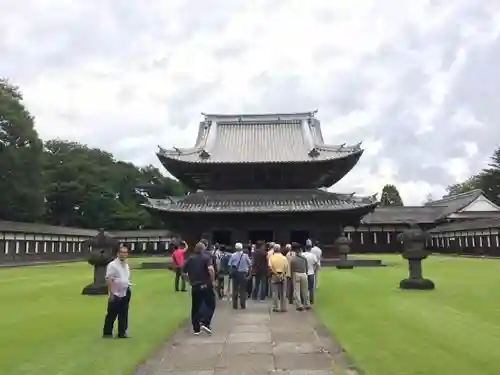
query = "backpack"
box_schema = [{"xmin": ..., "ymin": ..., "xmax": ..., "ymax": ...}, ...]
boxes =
[{"xmin": 220, "ymin": 253, "xmax": 231, "ymax": 275}]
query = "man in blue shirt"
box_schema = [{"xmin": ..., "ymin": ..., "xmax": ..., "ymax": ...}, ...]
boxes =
[{"xmin": 228, "ymin": 242, "xmax": 251, "ymax": 310}]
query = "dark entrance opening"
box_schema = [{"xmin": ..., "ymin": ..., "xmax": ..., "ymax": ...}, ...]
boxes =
[
  {"xmin": 290, "ymin": 230, "xmax": 310, "ymax": 247},
  {"xmin": 212, "ymin": 230, "xmax": 232, "ymax": 246},
  {"xmin": 248, "ymin": 230, "xmax": 274, "ymax": 243}
]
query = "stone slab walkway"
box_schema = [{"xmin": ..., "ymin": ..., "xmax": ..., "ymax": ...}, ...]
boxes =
[{"xmin": 134, "ymin": 299, "xmax": 358, "ymax": 375}]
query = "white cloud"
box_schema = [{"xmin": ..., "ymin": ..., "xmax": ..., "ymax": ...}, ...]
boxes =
[{"xmin": 2, "ymin": 0, "xmax": 500, "ymax": 205}]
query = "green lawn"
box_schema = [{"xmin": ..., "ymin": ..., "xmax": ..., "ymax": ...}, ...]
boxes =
[
  {"xmin": 0, "ymin": 258, "xmax": 189, "ymax": 375},
  {"xmin": 315, "ymin": 255, "xmax": 500, "ymax": 375}
]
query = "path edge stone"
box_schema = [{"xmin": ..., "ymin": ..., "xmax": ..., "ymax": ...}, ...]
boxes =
[
  {"xmin": 313, "ymin": 318, "xmax": 364, "ymax": 375},
  {"xmin": 132, "ymin": 317, "xmax": 191, "ymax": 375}
]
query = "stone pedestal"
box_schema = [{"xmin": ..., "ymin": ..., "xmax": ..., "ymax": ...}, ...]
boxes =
[
  {"xmin": 81, "ymin": 229, "xmax": 118, "ymax": 296},
  {"xmin": 335, "ymin": 235, "xmax": 353, "ymax": 269},
  {"xmin": 82, "ymin": 264, "xmax": 109, "ymax": 295},
  {"xmin": 398, "ymin": 224, "xmax": 435, "ymax": 290}
]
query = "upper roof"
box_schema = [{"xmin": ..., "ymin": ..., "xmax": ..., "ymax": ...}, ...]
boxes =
[
  {"xmin": 429, "ymin": 217, "xmax": 500, "ymax": 233},
  {"xmin": 143, "ymin": 189, "xmax": 378, "ymax": 214},
  {"xmin": 158, "ymin": 111, "xmax": 363, "ymax": 164},
  {"xmin": 424, "ymin": 189, "xmax": 499, "ymax": 220}
]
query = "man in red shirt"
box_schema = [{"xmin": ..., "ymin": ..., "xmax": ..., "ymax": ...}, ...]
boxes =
[{"xmin": 172, "ymin": 241, "xmax": 187, "ymax": 292}]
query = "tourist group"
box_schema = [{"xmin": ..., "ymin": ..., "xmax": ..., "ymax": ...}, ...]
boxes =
[
  {"xmin": 173, "ymin": 238, "xmax": 322, "ymax": 335},
  {"xmin": 99, "ymin": 239, "xmax": 321, "ymax": 338}
]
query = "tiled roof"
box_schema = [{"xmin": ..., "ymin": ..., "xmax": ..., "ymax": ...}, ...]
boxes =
[
  {"xmin": 159, "ymin": 112, "xmax": 363, "ymax": 164},
  {"xmin": 361, "ymin": 206, "xmax": 442, "ymax": 225},
  {"xmin": 110, "ymin": 229, "xmax": 173, "ymax": 238},
  {"xmin": 0, "ymin": 220, "xmax": 97, "ymax": 236},
  {"xmin": 143, "ymin": 190, "xmax": 378, "ymax": 213},
  {"xmin": 429, "ymin": 217, "xmax": 500, "ymax": 233},
  {"xmin": 0, "ymin": 221, "xmax": 174, "ymax": 238},
  {"xmin": 424, "ymin": 189, "xmax": 483, "ymax": 220}
]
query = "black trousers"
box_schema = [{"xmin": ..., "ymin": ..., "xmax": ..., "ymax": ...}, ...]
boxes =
[
  {"xmin": 287, "ymin": 276, "xmax": 294, "ymax": 304},
  {"xmin": 103, "ymin": 288, "xmax": 131, "ymax": 337},
  {"xmin": 252, "ymin": 273, "xmax": 267, "ymax": 300},
  {"xmin": 175, "ymin": 267, "xmax": 186, "ymax": 291},
  {"xmin": 191, "ymin": 284, "xmax": 216, "ymax": 332},
  {"xmin": 231, "ymin": 272, "xmax": 247, "ymax": 309},
  {"xmin": 246, "ymin": 277, "xmax": 253, "ymax": 297}
]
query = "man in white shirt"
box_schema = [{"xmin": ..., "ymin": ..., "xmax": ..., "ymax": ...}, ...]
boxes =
[
  {"xmin": 302, "ymin": 248, "xmax": 318, "ymax": 304},
  {"xmin": 310, "ymin": 241, "xmax": 322, "ymax": 289},
  {"xmin": 103, "ymin": 246, "xmax": 132, "ymax": 338}
]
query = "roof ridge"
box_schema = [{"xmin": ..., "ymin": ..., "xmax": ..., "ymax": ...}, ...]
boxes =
[
  {"xmin": 201, "ymin": 111, "xmax": 317, "ymax": 120},
  {"xmin": 427, "ymin": 189, "xmax": 483, "ymax": 205}
]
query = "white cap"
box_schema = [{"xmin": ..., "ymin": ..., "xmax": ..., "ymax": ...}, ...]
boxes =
[
  {"xmin": 274, "ymin": 243, "xmax": 281, "ymax": 250},
  {"xmin": 235, "ymin": 242, "xmax": 243, "ymax": 250},
  {"xmin": 285, "ymin": 244, "xmax": 291, "ymax": 249}
]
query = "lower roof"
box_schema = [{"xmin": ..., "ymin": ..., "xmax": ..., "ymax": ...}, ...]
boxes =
[
  {"xmin": 144, "ymin": 189, "xmax": 378, "ymax": 214},
  {"xmin": 361, "ymin": 206, "xmax": 442, "ymax": 225},
  {"xmin": 429, "ymin": 217, "xmax": 500, "ymax": 233}
]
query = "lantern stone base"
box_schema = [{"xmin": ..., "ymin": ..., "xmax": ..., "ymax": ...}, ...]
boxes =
[
  {"xmin": 336, "ymin": 262, "xmax": 354, "ymax": 269},
  {"xmin": 399, "ymin": 278, "xmax": 435, "ymax": 290},
  {"xmin": 82, "ymin": 283, "xmax": 108, "ymax": 295}
]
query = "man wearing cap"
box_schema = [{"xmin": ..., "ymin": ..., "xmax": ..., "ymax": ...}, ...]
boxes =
[{"xmin": 228, "ymin": 242, "xmax": 251, "ymax": 310}]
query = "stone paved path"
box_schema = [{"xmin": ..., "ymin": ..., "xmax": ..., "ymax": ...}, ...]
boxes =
[{"xmin": 135, "ymin": 299, "xmax": 357, "ymax": 375}]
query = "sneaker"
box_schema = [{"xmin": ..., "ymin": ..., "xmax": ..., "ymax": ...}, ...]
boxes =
[
  {"xmin": 200, "ymin": 325, "xmax": 212, "ymax": 335},
  {"xmin": 193, "ymin": 331, "xmax": 201, "ymax": 335}
]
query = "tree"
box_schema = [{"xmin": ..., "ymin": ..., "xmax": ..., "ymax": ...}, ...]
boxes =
[
  {"xmin": 380, "ymin": 184, "xmax": 404, "ymax": 206},
  {"xmin": 135, "ymin": 165, "xmax": 187, "ymax": 198},
  {"xmin": 0, "ymin": 79, "xmax": 45, "ymax": 221},
  {"xmin": 481, "ymin": 147, "xmax": 500, "ymax": 205},
  {"xmin": 445, "ymin": 175, "xmax": 482, "ymax": 196},
  {"xmin": 443, "ymin": 147, "xmax": 500, "ymax": 205},
  {"xmin": 42, "ymin": 140, "xmax": 186, "ymax": 230},
  {"xmin": 42, "ymin": 140, "xmax": 119, "ymax": 227}
]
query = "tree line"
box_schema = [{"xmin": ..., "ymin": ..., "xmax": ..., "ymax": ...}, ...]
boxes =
[
  {"xmin": 0, "ymin": 79, "xmax": 186, "ymax": 230},
  {"xmin": 445, "ymin": 149, "xmax": 500, "ymax": 205},
  {"xmin": 378, "ymin": 145, "xmax": 500, "ymax": 207}
]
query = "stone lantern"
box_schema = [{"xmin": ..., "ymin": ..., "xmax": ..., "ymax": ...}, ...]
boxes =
[
  {"xmin": 398, "ymin": 223, "xmax": 435, "ymax": 290},
  {"xmin": 335, "ymin": 234, "xmax": 353, "ymax": 269},
  {"xmin": 81, "ymin": 229, "xmax": 119, "ymax": 295}
]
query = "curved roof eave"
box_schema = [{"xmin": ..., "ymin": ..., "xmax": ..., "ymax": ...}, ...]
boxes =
[{"xmin": 156, "ymin": 148, "xmax": 364, "ymax": 165}]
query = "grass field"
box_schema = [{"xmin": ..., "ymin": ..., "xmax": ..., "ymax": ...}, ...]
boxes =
[
  {"xmin": 0, "ymin": 258, "xmax": 189, "ymax": 375},
  {"xmin": 315, "ymin": 255, "xmax": 500, "ymax": 375}
]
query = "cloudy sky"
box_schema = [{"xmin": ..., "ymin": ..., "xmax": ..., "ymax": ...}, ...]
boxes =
[{"xmin": 2, "ymin": 0, "xmax": 500, "ymax": 205}]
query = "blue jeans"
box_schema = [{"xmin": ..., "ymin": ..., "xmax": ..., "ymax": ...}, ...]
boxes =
[
  {"xmin": 307, "ymin": 274, "xmax": 315, "ymax": 304},
  {"xmin": 191, "ymin": 285, "xmax": 216, "ymax": 332}
]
